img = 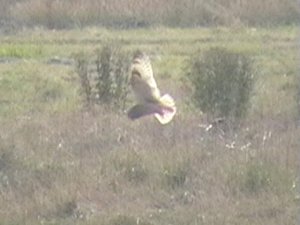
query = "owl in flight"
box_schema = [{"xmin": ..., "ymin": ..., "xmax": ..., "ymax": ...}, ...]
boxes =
[{"xmin": 127, "ymin": 51, "xmax": 176, "ymax": 124}]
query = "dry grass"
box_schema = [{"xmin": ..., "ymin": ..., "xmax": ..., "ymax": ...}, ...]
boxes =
[
  {"xmin": 2, "ymin": 0, "xmax": 299, "ymax": 29},
  {"xmin": 0, "ymin": 26, "xmax": 299, "ymax": 224},
  {"xmin": 0, "ymin": 108, "xmax": 299, "ymax": 225}
]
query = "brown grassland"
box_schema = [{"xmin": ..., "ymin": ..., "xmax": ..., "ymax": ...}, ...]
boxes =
[{"xmin": 0, "ymin": 1, "xmax": 299, "ymax": 225}]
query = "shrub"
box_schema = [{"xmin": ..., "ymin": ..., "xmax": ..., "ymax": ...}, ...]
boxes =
[
  {"xmin": 74, "ymin": 51, "xmax": 91, "ymax": 105},
  {"xmin": 242, "ymin": 162, "xmax": 271, "ymax": 194},
  {"xmin": 113, "ymin": 151, "xmax": 148, "ymax": 184},
  {"xmin": 55, "ymin": 199, "xmax": 78, "ymax": 218},
  {"xmin": 108, "ymin": 215, "xmax": 152, "ymax": 225},
  {"xmin": 228, "ymin": 161, "xmax": 293, "ymax": 195},
  {"xmin": 163, "ymin": 166, "xmax": 187, "ymax": 189},
  {"xmin": 74, "ymin": 43, "xmax": 130, "ymax": 110},
  {"xmin": 297, "ymin": 72, "xmax": 300, "ymax": 121},
  {"xmin": 162, "ymin": 159, "xmax": 189, "ymax": 189},
  {"xmin": 186, "ymin": 47, "xmax": 254, "ymax": 123},
  {"xmin": 94, "ymin": 45, "xmax": 130, "ymax": 110}
]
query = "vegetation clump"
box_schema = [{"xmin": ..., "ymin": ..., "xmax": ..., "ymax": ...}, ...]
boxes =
[
  {"xmin": 187, "ymin": 47, "xmax": 254, "ymax": 123},
  {"xmin": 75, "ymin": 43, "xmax": 130, "ymax": 110}
]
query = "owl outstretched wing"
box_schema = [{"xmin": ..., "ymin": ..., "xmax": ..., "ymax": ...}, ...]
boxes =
[
  {"xmin": 128, "ymin": 51, "xmax": 176, "ymax": 124},
  {"xmin": 130, "ymin": 51, "xmax": 161, "ymax": 102}
]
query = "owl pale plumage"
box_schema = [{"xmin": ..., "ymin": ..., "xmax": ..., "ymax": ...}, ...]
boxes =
[{"xmin": 128, "ymin": 51, "xmax": 176, "ymax": 124}]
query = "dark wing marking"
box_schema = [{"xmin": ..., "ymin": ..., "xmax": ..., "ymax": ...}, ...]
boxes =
[{"xmin": 127, "ymin": 103, "xmax": 163, "ymax": 120}]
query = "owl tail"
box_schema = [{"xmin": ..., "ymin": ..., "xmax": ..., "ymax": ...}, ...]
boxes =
[{"xmin": 154, "ymin": 94, "xmax": 176, "ymax": 125}]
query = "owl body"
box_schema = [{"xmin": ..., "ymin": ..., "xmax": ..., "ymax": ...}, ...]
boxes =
[{"xmin": 128, "ymin": 51, "xmax": 176, "ymax": 124}]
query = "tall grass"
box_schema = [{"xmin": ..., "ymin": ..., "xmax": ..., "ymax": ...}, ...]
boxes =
[{"xmin": 6, "ymin": 0, "xmax": 300, "ymax": 29}]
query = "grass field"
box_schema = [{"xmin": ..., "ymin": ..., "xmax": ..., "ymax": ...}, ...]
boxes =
[{"xmin": 0, "ymin": 26, "xmax": 299, "ymax": 225}]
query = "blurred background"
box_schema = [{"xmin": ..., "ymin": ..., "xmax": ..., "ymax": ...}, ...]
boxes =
[{"xmin": 0, "ymin": 0, "xmax": 299, "ymax": 30}]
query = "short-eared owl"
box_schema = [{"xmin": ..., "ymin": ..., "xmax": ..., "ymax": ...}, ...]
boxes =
[{"xmin": 127, "ymin": 51, "xmax": 176, "ymax": 124}]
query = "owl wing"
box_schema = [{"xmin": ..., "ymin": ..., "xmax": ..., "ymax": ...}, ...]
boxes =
[
  {"xmin": 130, "ymin": 52, "xmax": 161, "ymax": 102},
  {"xmin": 128, "ymin": 51, "xmax": 177, "ymax": 124},
  {"xmin": 127, "ymin": 103, "xmax": 163, "ymax": 120}
]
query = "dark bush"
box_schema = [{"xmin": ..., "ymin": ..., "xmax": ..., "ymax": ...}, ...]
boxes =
[
  {"xmin": 94, "ymin": 45, "xmax": 130, "ymax": 110},
  {"xmin": 297, "ymin": 72, "xmax": 300, "ymax": 122},
  {"xmin": 186, "ymin": 47, "xmax": 254, "ymax": 122},
  {"xmin": 74, "ymin": 51, "xmax": 91, "ymax": 105},
  {"xmin": 228, "ymin": 161, "xmax": 293, "ymax": 195},
  {"xmin": 74, "ymin": 43, "xmax": 130, "ymax": 110}
]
